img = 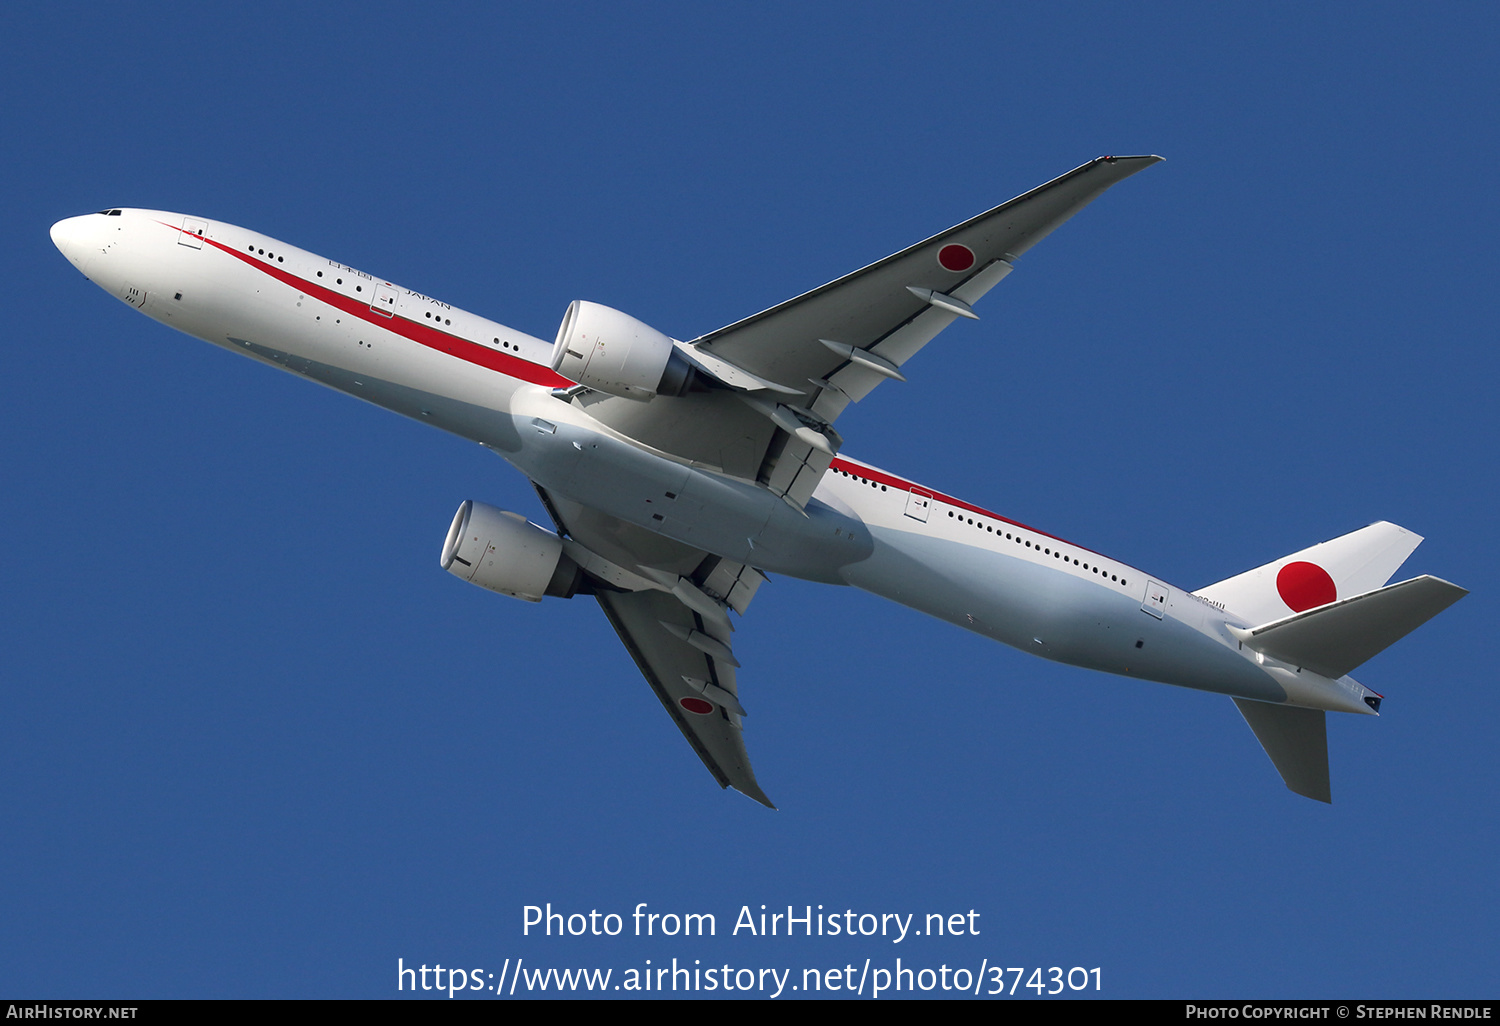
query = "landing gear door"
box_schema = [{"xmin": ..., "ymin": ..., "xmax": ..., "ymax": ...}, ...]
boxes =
[
  {"xmin": 1142, "ymin": 580, "xmax": 1169, "ymax": 619},
  {"xmin": 904, "ymin": 487, "xmax": 933, "ymax": 523}
]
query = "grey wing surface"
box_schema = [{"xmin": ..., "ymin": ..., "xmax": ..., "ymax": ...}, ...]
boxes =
[
  {"xmin": 565, "ymin": 155, "xmax": 1162, "ymax": 508},
  {"xmin": 534, "ymin": 485, "xmax": 773, "ymax": 808},
  {"xmin": 689, "ymin": 154, "xmax": 1164, "ymax": 419}
]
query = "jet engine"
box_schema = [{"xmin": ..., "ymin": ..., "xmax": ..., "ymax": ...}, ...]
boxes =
[
  {"xmin": 551, "ymin": 300, "xmax": 696, "ymax": 400},
  {"xmin": 440, "ymin": 500, "xmax": 583, "ymax": 601}
]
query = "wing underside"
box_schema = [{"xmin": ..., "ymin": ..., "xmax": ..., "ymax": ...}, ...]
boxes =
[
  {"xmin": 534, "ymin": 484, "xmax": 773, "ymax": 807},
  {"xmin": 595, "ymin": 587, "xmax": 772, "ymax": 807},
  {"xmin": 566, "ymin": 155, "xmax": 1163, "ymax": 514},
  {"xmin": 692, "ymin": 154, "xmax": 1166, "ymax": 418}
]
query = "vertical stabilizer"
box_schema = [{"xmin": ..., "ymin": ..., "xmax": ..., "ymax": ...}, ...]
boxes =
[
  {"xmin": 1233, "ymin": 698, "xmax": 1331, "ymax": 803},
  {"xmin": 1196, "ymin": 522, "xmax": 1422, "ymax": 625}
]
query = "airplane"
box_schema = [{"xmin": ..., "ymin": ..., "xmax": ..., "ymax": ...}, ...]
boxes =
[{"xmin": 49, "ymin": 155, "xmax": 1466, "ymax": 807}]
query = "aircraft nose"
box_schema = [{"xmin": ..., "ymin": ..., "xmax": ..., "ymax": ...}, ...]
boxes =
[{"xmin": 50, "ymin": 214, "xmax": 93, "ymax": 264}]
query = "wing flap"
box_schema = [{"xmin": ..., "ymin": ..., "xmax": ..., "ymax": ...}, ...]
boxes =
[
  {"xmin": 699, "ymin": 558, "xmax": 768, "ymax": 616},
  {"xmin": 760, "ymin": 430, "xmax": 836, "ymax": 509},
  {"xmin": 810, "ymin": 264, "xmax": 1012, "ymax": 415}
]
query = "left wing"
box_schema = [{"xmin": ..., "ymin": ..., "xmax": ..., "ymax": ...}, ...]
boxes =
[
  {"xmin": 595, "ymin": 588, "xmax": 771, "ymax": 808},
  {"xmin": 535, "ymin": 485, "xmax": 773, "ymax": 807}
]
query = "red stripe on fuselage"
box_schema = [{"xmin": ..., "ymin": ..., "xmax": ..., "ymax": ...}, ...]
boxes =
[
  {"xmin": 165, "ymin": 223, "xmax": 1135, "ymax": 576},
  {"xmin": 160, "ymin": 222, "xmax": 573, "ymax": 389},
  {"xmin": 829, "ymin": 455, "xmax": 1116, "ymax": 562}
]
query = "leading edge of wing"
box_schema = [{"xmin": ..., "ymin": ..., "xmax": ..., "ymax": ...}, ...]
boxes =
[
  {"xmin": 594, "ymin": 588, "xmax": 774, "ymax": 808},
  {"xmin": 532, "ymin": 484, "xmax": 774, "ymax": 809},
  {"xmin": 689, "ymin": 154, "xmax": 1163, "ymax": 349}
]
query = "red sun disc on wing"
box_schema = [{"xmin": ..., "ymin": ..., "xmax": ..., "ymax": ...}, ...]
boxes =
[
  {"xmin": 679, "ymin": 697, "xmax": 714, "ymax": 715},
  {"xmin": 1276, "ymin": 561, "xmax": 1337, "ymax": 612},
  {"xmin": 938, "ymin": 244, "xmax": 975, "ymax": 272}
]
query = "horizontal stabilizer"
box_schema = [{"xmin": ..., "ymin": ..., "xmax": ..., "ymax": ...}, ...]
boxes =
[
  {"xmin": 1233, "ymin": 699, "xmax": 1330, "ymax": 803},
  {"xmin": 1230, "ymin": 575, "xmax": 1467, "ymax": 680}
]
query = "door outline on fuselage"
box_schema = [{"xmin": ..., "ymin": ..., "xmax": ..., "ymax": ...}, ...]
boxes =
[
  {"xmin": 1142, "ymin": 579, "xmax": 1169, "ymax": 619},
  {"xmin": 904, "ymin": 487, "xmax": 933, "ymax": 522},
  {"xmin": 178, "ymin": 217, "xmax": 206, "ymax": 249},
  {"xmin": 372, "ymin": 283, "xmax": 399, "ymax": 318}
]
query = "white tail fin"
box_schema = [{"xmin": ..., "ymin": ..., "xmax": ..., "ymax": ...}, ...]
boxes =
[{"xmin": 1196, "ymin": 522, "xmax": 1423, "ymax": 624}]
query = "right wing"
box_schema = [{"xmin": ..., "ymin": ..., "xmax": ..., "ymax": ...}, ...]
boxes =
[
  {"xmin": 689, "ymin": 154, "xmax": 1165, "ymax": 422},
  {"xmin": 565, "ymin": 156, "xmax": 1163, "ymax": 510}
]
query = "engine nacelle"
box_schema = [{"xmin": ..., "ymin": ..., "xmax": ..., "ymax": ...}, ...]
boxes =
[
  {"xmin": 440, "ymin": 500, "xmax": 582, "ymax": 601},
  {"xmin": 550, "ymin": 300, "xmax": 695, "ymax": 401}
]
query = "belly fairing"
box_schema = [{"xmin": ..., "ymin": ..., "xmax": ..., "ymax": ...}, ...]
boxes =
[{"xmin": 503, "ymin": 401, "xmax": 872, "ymax": 582}]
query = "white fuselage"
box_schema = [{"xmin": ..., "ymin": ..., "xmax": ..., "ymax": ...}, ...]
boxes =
[{"xmin": 49, "ymin": 208, "xmax": 1378, "ymax": 717}]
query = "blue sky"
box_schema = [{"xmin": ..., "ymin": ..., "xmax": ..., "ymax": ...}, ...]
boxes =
[{"xmin": 3, "ymin": 2, "xmax": 1496, "ymax": 999}]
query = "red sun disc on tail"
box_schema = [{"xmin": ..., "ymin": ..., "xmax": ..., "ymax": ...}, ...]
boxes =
[
  {"xmin": 1276, "ymin": 561, "xmax": 1337, "ymax": 612},
  {"xmin": 938, "ymin": 244, "xmax": 975, "ymax": 272},
  {"xmin": 679, "ymin": 697, "xmax": 714, "ymax": 715}
]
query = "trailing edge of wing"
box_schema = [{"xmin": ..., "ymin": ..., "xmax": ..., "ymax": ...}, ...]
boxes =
[
  {"xmin": 595, "ymin": 588, "xmax": 773, "ymax": 808},
  {"xmin": 532, "ymin": 483, "xmax": 773, "ymax": 808}
]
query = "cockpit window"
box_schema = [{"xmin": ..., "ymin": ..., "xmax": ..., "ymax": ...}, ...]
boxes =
[{"xmin": 93, "ymin": 209, "xmax": 123, "ymax": 216}]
